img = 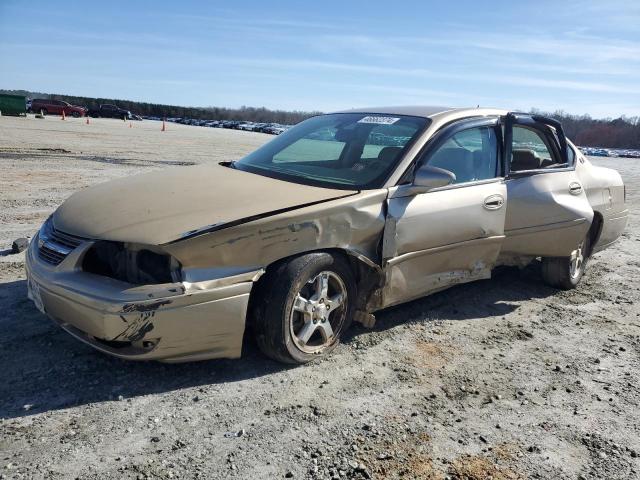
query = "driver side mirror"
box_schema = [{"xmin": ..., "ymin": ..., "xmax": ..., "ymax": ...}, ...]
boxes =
[
  {"xmin": 413, "ymin": 165, "xmax": 456, "ymax": 190},
  {"xmin": 393, "ymin": 165, "xmax": 456, "ymax": 198}
]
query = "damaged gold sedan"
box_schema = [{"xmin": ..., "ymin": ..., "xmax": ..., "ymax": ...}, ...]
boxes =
[{"xmin": 26, "ymin": 107, "xmax": 628, "ymax": 364}]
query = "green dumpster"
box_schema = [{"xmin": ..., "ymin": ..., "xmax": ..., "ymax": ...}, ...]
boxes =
[{"xmin": 0, "ymin": 94, "xmax": 27, "ymax": 116}]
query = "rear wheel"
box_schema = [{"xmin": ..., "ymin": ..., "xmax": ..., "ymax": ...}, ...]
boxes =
[
  {"xmin": 41, "ymin": 108, "xmax": 48, "ymax": 116},
  {"xmin": 71, "ymin": 111, "xmax": 80, "ymax": 118},
  {"xmin": 254, "ymin": 253, "xmax": 355, "ymax": 364},
  {"xmin": 541, "ymin": 235, "xmax": 590, "ymax": 290}
]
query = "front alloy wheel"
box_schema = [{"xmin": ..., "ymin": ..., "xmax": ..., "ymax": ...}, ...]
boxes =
[
  {"xmin": 290, "ymin": 271, "xmax": 347, "ymax": 354},
  {"xmin": 254, "ymin": 253, "xmax": 355, "ymax": 364}
]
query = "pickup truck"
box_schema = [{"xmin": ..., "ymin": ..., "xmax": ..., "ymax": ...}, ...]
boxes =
[{"xmin": 88, "ymin": 104, "xmax": 132, "ymax": 119}]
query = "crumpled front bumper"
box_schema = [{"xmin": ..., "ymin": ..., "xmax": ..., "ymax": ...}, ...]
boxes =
[{"xmin": 25, "ymin": 235, "xmax": 255, "ymax": 362}]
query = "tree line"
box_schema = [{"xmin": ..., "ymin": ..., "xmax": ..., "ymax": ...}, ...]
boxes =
[
  {"xmin": 2, "ymin": 89, "xmax": 319, "ymax": 125},
  {"xmin": 542, "ymin": 110, "xmax": 640, "ymax": 150},
  {"xmin": 2, "ymin": 89, "xmax": 639, "ymax": 149}
]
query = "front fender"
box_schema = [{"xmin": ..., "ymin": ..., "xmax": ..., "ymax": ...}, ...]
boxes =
[{"xmin": 164, "ymin": 190, "xmax": 388, "ymax": 284}]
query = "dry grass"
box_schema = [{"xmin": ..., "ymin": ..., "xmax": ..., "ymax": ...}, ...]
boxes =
[
  {"xmin": 413, "ymin": 339, "xmax": 459, "ymax": 370},
  {"xmin": 448, "ymin": 455, "xmax": 523, "ymax": 480}
]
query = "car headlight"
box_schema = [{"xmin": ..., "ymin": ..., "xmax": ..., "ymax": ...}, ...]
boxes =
[{"xmin": 37, "ymin": 216, "xmax": 53, "ymax": 247}]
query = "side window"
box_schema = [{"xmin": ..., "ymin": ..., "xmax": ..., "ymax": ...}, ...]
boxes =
[
  {"xmin": 510, "ymin": 126, "xmax": 565, "ymax": 171},
  {"xmin": 424, "ymin": 126, "xmax": 499, "ymax": 184}
]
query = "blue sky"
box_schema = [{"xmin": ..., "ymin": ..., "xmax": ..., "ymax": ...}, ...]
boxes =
[{"xmin": 1, "ymin": 0, "xmax": 639, "ymax": 117}]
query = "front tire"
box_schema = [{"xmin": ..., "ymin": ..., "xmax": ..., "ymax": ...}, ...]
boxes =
[
  {"xmin": 254, "ymin": 253, "xmax": 355, "ymax": 364},
  {"xmin": 541, "ymin": 235, "xmax": 590, "ymax": 290}
]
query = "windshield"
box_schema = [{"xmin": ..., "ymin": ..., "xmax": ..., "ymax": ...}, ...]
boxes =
[{"xmin": 234, "ymin": 113, "xmax": 428, "ymax": 189}]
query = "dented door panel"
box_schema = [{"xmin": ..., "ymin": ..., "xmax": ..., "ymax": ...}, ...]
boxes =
[
  {"xmin": 502, "ymin": 114, "xmax": 594, "ymax": 257},
  {"xmin": 382, "ymin": 181, "xmax": 507, "ymax": 307},
  {"xmin": 383, "ymin": 236, "xmax": 503, "ymax": 307},
  {"xmin": 502, "ymin": 171, "xmax": 593, "ymax": 257}
]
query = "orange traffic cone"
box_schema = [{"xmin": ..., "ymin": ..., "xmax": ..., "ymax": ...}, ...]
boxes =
[
  {"xmin": 61, "ymin": 110, "xmax": 66, "ymax": 120},
  {"xmin": 129, "ymin": 122, "xmax": 132, "ymax": 128},
  {"xmin": 86, "ymin": 116, "xmax": 90, "ymax": 125},
  {"xmin": 161, "ymin": 118, "xmax": 166, "ymax": 132}
]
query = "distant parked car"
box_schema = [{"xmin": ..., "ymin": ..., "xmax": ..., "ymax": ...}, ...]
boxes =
[
  {"xmin": 619, "ymin": 150, "xmax": 640, "ymax": 158},
  {"xmin": 264, "ymin": 125, "xmax": 287, "ymax": 135},
  {"xmin": 590, "ymin": 149, "xmax": 609, "ymax": 157},
  {"xmin": 88, "ymin": 104, "xmax": 132, "ymax": 119},
  {"xmin": 31, "ymin": 99, "xmax": 87, "ymax": 117}
]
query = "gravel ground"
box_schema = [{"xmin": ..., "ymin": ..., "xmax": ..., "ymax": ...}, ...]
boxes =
[{"xmin": 0, "ymin": 115, "xmax": 638, "ymax": 480}]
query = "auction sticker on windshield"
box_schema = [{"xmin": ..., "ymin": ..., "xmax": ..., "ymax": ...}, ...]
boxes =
[{"xmin": 357, "ymin": 116, "xmax": 400, "ymax": 125}]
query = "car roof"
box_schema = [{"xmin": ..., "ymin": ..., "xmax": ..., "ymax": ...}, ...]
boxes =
[{"xmin": 332, "ymin": 105, "xmax": 509, "ymax": 121}]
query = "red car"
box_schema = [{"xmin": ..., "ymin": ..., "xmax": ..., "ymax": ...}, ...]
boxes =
[{"xmin": 31, "ymin": 99, "xmax": 87, "ymax": 117}]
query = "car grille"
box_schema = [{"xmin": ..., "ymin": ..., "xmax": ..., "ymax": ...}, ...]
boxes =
[{"xmin": 38, "ymin": 226, "xmax": 85, "ymax": 266}]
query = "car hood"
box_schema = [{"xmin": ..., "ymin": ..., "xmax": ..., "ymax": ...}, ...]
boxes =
[{"xmin": 53, "ymin": 163, "xmax": 356, "ymax": 245}]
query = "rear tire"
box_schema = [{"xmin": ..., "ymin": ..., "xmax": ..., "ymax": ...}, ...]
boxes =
[
  {"xmin": 71, "ymin": 111, "xmax": 80, "ymax": 118},
  {"xmin": 541, "ymin": 235, "xmax": 590, "ymax": 290},
  {"xmin": 254, "ymin": 253, "xmax": 355, "ymax": 364}
]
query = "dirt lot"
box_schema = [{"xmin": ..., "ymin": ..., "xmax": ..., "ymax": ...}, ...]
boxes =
[{"xmin": 0, "ymin": 115, "xmax": 638, "ymax": 480}]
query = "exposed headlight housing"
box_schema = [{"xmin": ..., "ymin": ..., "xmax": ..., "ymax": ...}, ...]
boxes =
[{"xmin": 82, "ymin": 241, "xmax": 181, "ymax": 285}]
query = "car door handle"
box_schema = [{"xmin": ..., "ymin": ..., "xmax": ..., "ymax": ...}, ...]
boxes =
[
  {"xmin": 483, "ymin": 194, "xmax": 505, "ymax": 210},
  {"xmin": 569, "ymin": 182, "xmax": 583, "ymax": 195}
]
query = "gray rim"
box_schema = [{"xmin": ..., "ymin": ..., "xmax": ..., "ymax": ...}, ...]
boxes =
[
  {"xmin": 570, "ymin": 240, "xmax": 585, "ymax": 279},
  {"xmin": 289, "ymin": 271, "xmax": 347, "ymax": 354}
]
